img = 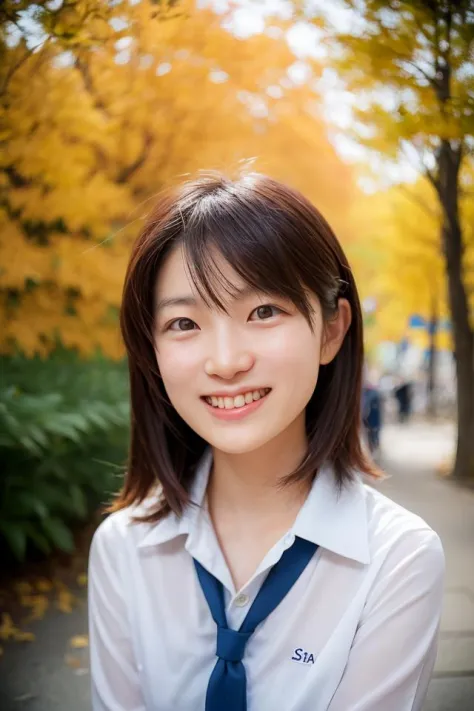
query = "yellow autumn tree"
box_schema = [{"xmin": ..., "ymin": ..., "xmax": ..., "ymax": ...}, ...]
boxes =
[
  {"xmin": 307, "ymin": 0, "xmax": 474, "ymax": 481},
  {"xmin": 1, "ymin": 0, "xmax": 356, "ymax": 358},
  {"xmin": 349, "ymin": 181, "xmax": 446, "ymax": 343}
]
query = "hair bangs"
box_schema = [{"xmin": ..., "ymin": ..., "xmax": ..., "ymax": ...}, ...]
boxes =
[{"xmin": 179, "ymin": 191, "xmax": 314, "ymax": 322}]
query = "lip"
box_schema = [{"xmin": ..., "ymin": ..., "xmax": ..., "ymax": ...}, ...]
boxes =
[
  {"xmin": 201, "ymin": 390, "xmax": 271, "ymax": 421},
  {"xmin": 202, "ymin": 387, "xmax": 270, "ymax": 398}
]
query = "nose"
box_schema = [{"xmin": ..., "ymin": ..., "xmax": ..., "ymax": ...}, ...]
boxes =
[{"xmin": 204, "ymin": 327, "xmax": 255, "ymax": 380}]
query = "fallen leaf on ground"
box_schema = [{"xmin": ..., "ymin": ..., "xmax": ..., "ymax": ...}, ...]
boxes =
[
  {"xmin": 70, "ymin": 634, "xmax": 89, "ymax": 649},
  {"xmin": 56, "ymin": 587, "xmax": 77, "ymax": 614},
  {"xmin": 35, "ymin": 578, "xmax": 53, "ymax": 593},
  {"xmin": 13, "ymin": 581, "xmax": 33, "ymax": 596},
  {"xmin": 0, "ymin": 613, "xmax": 18, "ymax": 641},
  {"xmin": 65, "ymin": 653, "xmax": 83, "ymax": 669},
  {"xmin": 0, "ymin": 613, "xmax": 35, "ymax": 643},
  {"xmin": 19, "ymin": 594, "xmax": 49, "ymax": 622}
]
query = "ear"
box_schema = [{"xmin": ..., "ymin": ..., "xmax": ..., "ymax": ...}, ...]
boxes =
[{"xmin": 320, "ymin": 299, "xmax": 352, "ymax": 365}]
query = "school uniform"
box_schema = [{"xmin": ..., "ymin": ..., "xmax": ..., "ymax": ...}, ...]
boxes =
[{"xmin": 88, "ymin": 449, "xmax": 445, "ymax": 711}]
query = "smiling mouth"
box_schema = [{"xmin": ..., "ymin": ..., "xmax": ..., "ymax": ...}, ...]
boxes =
[{"xmin": 203, "ymin": 388, "xmax": 271, "ymax": 411}]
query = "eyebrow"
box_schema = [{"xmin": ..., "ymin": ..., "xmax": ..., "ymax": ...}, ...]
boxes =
[
  {"xmin": 155, "ymin": 295, "xmax": 197, "ymax": 312},
  {"xmin": 155, "ymin": 286, "xmax": 273, "ymax": 313}
]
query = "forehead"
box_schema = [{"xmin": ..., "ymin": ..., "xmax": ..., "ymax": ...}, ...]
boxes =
[{"xmin": 156, "ymin": 245, "xmax": 246, "ymax": 300}]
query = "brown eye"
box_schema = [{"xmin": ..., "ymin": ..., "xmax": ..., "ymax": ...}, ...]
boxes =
[
  {"xmin": 250, "ymin": 305, "xmax": 281, "ymax": 321},
  {"xmin": 169, "ymin": 318, "xmax": 197, "ymax": 332}
]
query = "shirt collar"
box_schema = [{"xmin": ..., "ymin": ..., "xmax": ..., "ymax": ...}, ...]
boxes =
[
  {"xmin": 137, "ymin": 449, "xmax": 212, "ymax": 548},
  {"xmin": 137, "ymin": 449, "xmax": 370, "ymax": 565},
  {"xmin": 291, "ymin": 464, "xmax": 370, "ymax": 564}
]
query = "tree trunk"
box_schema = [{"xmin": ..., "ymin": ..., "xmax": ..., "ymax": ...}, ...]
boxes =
[
  {"xmin": 426, "ymin": 293, "xmax": 437, "ymax": 418},
  {"xmin": 438, "ymin": 139, "xmax": 474, "ymax": 482}
]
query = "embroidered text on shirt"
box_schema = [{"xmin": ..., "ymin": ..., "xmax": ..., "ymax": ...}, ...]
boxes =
[{"xmin": 291, "ymin": 648, "xmax": 315, "ymax": 665}]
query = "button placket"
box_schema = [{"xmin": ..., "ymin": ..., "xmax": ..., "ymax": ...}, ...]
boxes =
[
  {"xmin": 234, "ymin": 593, "xmax": 250, "ymax": 607},
  {"xmin": 227, "ymin": 584, "xmax": 257, "ymax": 628},
  {"xmin": 226, "ymin": 535, "xmax": 297, "ymax": 626}
]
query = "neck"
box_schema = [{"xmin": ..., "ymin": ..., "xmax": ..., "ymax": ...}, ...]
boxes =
[{"xmin": 207, "ymin": 415, "xmax": 311, "ymax": 525}]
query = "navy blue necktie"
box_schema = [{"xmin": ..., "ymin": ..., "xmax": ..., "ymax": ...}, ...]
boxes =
[{"xmin": 194, "ymin": 536, "xmax": 317, "ymax": 711}]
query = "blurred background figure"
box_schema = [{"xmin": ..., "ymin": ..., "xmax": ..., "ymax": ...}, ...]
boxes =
[
  {"xmin": 362, "ymin": 367, "xmax": 382, "ymax": 454},
  {"xmin": 393, "ymin": 378, "xmax": 413, "ymax": 424}
]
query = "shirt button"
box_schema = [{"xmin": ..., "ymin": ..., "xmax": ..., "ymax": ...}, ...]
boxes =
[{"xmin": 234, "ymin": 593, "xmax": 250, "ymax": 607}]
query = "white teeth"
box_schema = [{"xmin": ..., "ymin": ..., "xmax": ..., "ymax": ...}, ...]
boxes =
[{"xmin": 205, "ymin": 389, "xmax": 270, "ymax": 410}]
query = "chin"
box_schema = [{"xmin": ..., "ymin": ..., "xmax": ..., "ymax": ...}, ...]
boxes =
[
  {"xmin": 202, "ymin": 429, "xmax": 280, "ymax": 456},
  {"xmin": 209, "ymin": 442, "xmax": 268, "ymax": 456}
]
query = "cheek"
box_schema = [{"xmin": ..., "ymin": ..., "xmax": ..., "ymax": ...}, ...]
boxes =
[
  {"xmin": 260, "ymin": 323, "xmax": 322, "ymax": 374},
  {"xmin": 155, "ymin": 341, "xmax": 200, "ymax": 389}
]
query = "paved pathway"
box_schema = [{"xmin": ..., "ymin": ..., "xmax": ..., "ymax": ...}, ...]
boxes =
[
  {"xmin": 1, "ymin": 421, "xmax": 473, "ymax": 710},
  {"xmin": 376, "ymin": 421, "xmax": 474, "ymax": 711}
]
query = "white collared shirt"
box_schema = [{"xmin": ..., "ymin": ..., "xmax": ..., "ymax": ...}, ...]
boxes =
[{"xmin": 88, "ymin": 451, "xmax": 445, "ymax": 711}]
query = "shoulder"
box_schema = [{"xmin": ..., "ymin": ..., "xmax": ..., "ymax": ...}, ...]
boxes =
[
  {"xmin": 90, "ymin": 496, "xmax": 162, "ymax": 560},
  {"xmin": 362, "ymin": 481, "xmax": 445, "ymax": 578}
]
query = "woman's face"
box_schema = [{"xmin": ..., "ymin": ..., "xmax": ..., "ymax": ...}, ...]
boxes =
[{"xmin": 154, "ymin": 246, "xmax": 349, "ymax": 455}]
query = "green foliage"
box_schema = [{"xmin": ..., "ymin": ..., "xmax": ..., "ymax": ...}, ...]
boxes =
[{"xmin": 0, "ymin": 348, "xmax": 130, "ymax": 561}]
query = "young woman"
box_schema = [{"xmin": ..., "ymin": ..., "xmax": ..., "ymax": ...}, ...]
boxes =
[{"xmin": 88, "ymin": 172, "xmax": 445, "ymax": 711}]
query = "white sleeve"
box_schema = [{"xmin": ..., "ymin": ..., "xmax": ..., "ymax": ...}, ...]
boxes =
[
  {"xmin": 328, "ymin": 530, "xmax": 445, "ymax": 711},
  {"xmin": 88, "ymin": 518, "xmax": 147, "ymax": 711}
]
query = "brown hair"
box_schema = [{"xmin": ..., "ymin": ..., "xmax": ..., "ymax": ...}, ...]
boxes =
[{"xmin": 111, "ymin": 171, "xmax": 379, "ymax": 522}]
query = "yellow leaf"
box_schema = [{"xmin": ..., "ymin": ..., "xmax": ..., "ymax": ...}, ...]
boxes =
[
  {"xmin": 70, "ymin": 634, "xmax": 89, "ymax": 649},
  {"xmin": 76, "ymin": 573, "xmax": 88, "ymax": 587},
  {"xmin": 21, "ymin": 594, "xmax": 49, "ymax": 622},
  {"xmin": 13, "ymin": 630, "xmax": 35, "ymax": 643},
  {"xmin": 35, "ymin": 578, "xmax": 53, "ymax": 593},
  {"xmin": 65, "ymin": 653, "xmax": 82, "ymax": 669},
  {"xmin": 56, "ymin": 588, "xmax": 76, "ymax": 614},
  {"xmin": 0, "ymin": 614, "xmax": 18, "ymax": 641},
  {"xmin": 13, "ymin": 582, "xmax": 33, "ymax": 596}
]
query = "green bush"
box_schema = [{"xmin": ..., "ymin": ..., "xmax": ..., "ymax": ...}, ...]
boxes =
[{"xmin": 0, "ymin": 348, "xmax": 130, "ymax": 561}]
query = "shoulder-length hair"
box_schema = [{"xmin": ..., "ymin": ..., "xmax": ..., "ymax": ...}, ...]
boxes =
[{"xmin": 111, "ymin": 171, "xmax": 379, "ymax": 522}]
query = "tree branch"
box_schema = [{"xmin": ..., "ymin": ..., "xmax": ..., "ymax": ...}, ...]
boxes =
[
  {"xmin": 400, "ymin": 141, "xmax": 440, "ymax": 191},
  {"xmin": 116, "ymin": 132, "xmax": 153, "ymax": 184},
  {"xmin": 0, "ymin": 38, "xmax": 49, "ymax": 98},
  {"xmin": 74, "ymin": 55, "xmax": 110, "ymax": 117},
  {"xmin": 396, "ymin": 58, "xmax": 437, "ymax": 88},
  {"xmin": 425, "ymin": 166, "xmax": 441, "ymax": 193}
]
